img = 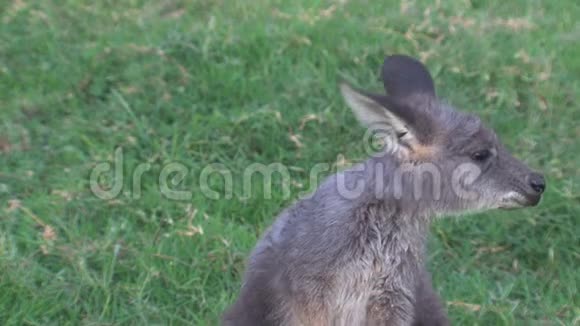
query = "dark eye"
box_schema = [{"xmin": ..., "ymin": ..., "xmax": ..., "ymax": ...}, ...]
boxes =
[{"xmin": 471, "ymin": 149, "xmax": 491, "ymax": 162}]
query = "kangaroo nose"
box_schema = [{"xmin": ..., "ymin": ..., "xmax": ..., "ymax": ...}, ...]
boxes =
[{"xmin": 527, "ymin": 173, "xmax": 546, "ymax": 194}]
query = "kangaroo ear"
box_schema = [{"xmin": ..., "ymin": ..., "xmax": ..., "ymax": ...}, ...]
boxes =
[
  {"xmin": 382, "ymin": 55, "xmax": 435, "ymax": 99},
  {"xmin": 340, "ymin": 82, "xmax": 437, "ymax": 160},
  {"xmin": 340, "ymin": 82, "xmax": 407, "ymax": 133}
]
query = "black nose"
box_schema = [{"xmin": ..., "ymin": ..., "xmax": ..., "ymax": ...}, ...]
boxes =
[{"xmin": 527, "ymin": 173, "xmax": 546, "ymax": 194}]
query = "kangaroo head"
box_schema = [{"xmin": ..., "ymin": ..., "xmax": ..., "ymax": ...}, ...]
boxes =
[{"xmin": 340, "ymin": 55, "xmax": 545, "ymax": 215}]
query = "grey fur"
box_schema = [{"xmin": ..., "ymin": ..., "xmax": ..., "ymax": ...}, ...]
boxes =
[{"xmin": 223, "ymin": 55, "xmax": 544, "ymax": 325}]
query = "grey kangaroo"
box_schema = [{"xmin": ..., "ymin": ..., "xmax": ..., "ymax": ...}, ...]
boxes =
[{"xmin": 223, "ymin": 55, "xmax": 545, "ymax": 326}]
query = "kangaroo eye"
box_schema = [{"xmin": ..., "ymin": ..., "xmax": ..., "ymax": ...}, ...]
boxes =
[{"xmin": 471, "ymin": 149, "xmax": 491, "ymax": 162}]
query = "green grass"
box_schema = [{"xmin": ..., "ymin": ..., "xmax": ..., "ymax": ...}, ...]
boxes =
[{"xmin": 0, "ymin": 0, "xmax": 579, "ymax": 325}]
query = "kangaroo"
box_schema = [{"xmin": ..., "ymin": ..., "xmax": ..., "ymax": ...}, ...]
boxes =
[{"xmin": 223, "ymin": 55, "xmax": 545, "ymax": 326}]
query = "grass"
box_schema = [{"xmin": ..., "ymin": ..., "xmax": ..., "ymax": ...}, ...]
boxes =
[{"xmin": 0, "ymin": 0, "xmax": 579, "ymax": 325}]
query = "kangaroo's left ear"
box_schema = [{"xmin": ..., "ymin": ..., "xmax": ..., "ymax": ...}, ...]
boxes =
[
  {"xmin": 339, "ymin": 82, "xmax": 408, "ymax": 135},
  {"xmin": 340, "ymin": 82, "xmax": 435, "ymax": 160}
]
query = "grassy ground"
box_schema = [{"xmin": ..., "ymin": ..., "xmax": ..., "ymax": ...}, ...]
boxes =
[{"xmin": 1, "ymin": 0, "xmax": 579, "ymax": 325}]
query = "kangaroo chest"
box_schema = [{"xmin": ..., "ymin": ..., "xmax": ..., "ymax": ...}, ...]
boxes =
[{"xmin": 328, "ymin": 218, "xmax": 425, "ymax": 325}]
